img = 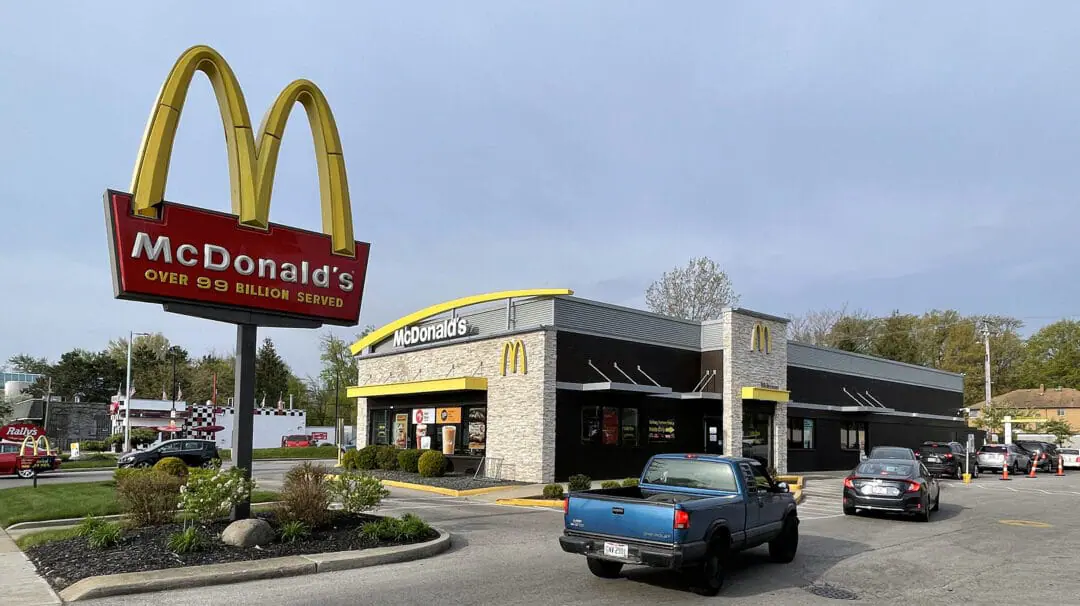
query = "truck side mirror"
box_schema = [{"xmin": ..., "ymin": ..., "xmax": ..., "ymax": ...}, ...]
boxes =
[{"xmin": 776, "ymin": 482, "xmax": 789, "ymax": 493}]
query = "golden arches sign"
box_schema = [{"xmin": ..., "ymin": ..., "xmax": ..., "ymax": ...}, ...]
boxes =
[
  {"xmin": 501, "ymin": 339, "xmax": 527, "ymax": 375},
  {"xmin": 751, "ymin": 322, "xmax": 771, "ymax": 353},
  {"xmin": 130, "ymin": 45, "xmax": 356, "ymax": 257}
]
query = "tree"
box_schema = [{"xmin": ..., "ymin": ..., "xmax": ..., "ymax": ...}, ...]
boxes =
[
  {"xmin": 829, "ymin": 316, "xmax": 878, "ymax": 354},
  {"xmin": 1043, "ymin": 418, "xmax": 1075, "ymax": 446},
  {"xmin": 645, "ymin": 256, "xmax": 739, "ymax": 321},
  {"xmin": 788, "ymin": 305, "xmax": 858, "ymax": 345},
  {"xmin": 26, "ymin": 349, "xmax": 124, "ymax": 403},
  {"xmin": 254, "ymin": 337, "xmax": 291, "ymax": 405},
  {"xmin": 7, "ymin": 354, "xmax": 50, "ymax": 375},
  {"xmin": 1019, "ymin": 320, "xmax": 1080, "ymax": 390},
  {"xmin": 974, "ymin": 403, "xmax": 1019, "ymax": 441},
  {"xmin": 871, "ymin": 311, "xmax": 920, "ymax": 364},
  {"xmin": 186, "ymin": 352, "xmax": 235, "ymax": 405}
]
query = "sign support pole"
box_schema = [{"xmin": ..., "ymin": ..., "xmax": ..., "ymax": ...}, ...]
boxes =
[{"xmin": 230, "ymin": 323, "xmax": 257, "ymax": 521}]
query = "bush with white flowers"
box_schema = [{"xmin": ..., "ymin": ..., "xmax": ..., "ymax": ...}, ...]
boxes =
[
  {"xmin": 179, "ymin": 467, "xmax": 254, "ymax": 523},
  {"xmin": 328, "ymin": 471, "xmax": 390, "ymax": 514}
]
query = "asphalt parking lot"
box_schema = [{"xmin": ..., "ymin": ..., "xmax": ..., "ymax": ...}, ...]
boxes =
[{"xmin": 71, "ymin": 470, "xmax": 1080, "ymax": 605}]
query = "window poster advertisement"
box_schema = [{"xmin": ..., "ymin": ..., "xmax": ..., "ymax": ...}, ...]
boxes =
[
  {"xmin": 601, "ymin": 407, "xmax": 619, "ymax": 445},
  {"xmin": 468, "ymin": 408, "xmax": 487, "ymax": 450},
  {"xmin": 393, "ymin": 414, "xmax": 408, "ymax": 448},
  {"xmin": 648, "ymin": 418, "xmax": 676, "ymax": 443}
]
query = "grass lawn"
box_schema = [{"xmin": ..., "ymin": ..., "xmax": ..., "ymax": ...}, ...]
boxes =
[
  {"xmin": 0, "ymin": 481, "xmax": 281, "ymax": 528},
  {"xmin": 60, "ymin": 459, "xmax": 118, "ymax": 470},
  {"xmin": 15, "ymin": 527, "xmax": 80, "ymax": 550},
  {"xmin": 218, "ymin": 446, "xmax": 340, "ymax": 460}
]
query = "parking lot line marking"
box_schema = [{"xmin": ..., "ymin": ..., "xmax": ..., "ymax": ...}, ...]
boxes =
[{"xmin": 998, "ymin": 519, "xmax": 1053, "ymax": 528}]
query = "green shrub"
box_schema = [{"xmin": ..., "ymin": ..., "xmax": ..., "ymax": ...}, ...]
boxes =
[
  {"xmin": 278, "ymin": 462, "xmax": 332, "ymax": 528},
  {"xmin": 600, "ymin": 480, "xmax": 621, "ymax": 489},
  {"xmin": 397, "ymin": 449, "xmax": 422, "ymax": 473},
  {"xmin": 74, "ymin": 515, "xmax": 108, "ymax": 538},
  {"xmin": 79, "ymin": 440, "xmax": 107, "ymax": 452},
  {"xmin": 542, "ymin": 484, "xmax": 565, "ymax": 499},
  {"xmin": 116, "ymin": 469, "xmax": 184, "ymax": 527},
  {"xmin": 328, "ymin": 471, "xmax": 390, "ymax": 514},
  {"xmin": 417, "ymin": 451, "xmax": 448, "ymax": 477},
  {"xmin": 375, "ymin": 445, "xmax": 399, "ymax": 470},
  {"xmin": 87, "ymin": 522, "xmax": 122, "ymax": 549},
  {"xmin": 340, "ymin": 449, "xmax": 363, "ymax": 470},
  {"xmin": 179, "ymin": 467, "xmax": 254, "ymax": 523},
  {"xmin": 621, "ymin": 478, "xmax": 639, "ymax": 487},
  {"xmin": 278, "ymin": 520, "xmax": 310, "ymax": 544},
  {"xmin": 358, "ymin": 513, "xmax": 432, "ymax": 542},
  {"xmin": 129, "ymin": 428, "xmax": 158, "ymax": 447},
  {"xmin": 356, "ymin": 445, "xmax": 379, "ymax": 470},
  {"xmin": 567, "ymin": 474, "xmax": 592, "ymax": 492},
  {"xmin": 154, "ymin": 457, "xmax": 189, "ymax": 479},
  {"xmin": 167, "ymin": 525, "xmax": 206, "ymax": 554}
]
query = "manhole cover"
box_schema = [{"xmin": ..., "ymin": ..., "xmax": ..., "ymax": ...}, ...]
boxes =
[{"xmin": 805, "ymin": 584, "xmax": 860, "ymax": 600}]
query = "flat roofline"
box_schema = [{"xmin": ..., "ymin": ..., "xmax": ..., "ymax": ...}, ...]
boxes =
[
  {"xmin": 557, "ymin": 296, "xmax": 704, "ymax": 327},
  {"xmin": 787, "ymin": 341, "xmax": 965, "ymax": 380}
]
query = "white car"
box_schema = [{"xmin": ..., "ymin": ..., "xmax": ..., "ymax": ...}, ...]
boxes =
[{"xmin": 1060, "ymin": 448, "xmax": 1080, "ymax": 469}]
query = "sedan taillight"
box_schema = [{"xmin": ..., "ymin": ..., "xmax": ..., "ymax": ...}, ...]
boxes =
[
  {"xmin": 906, "ymin": 481, "xmax": 922, "ymax": 493},
  {"xmin": 843, "ymin": 476, "xmax": 855, "ymax": 489}
]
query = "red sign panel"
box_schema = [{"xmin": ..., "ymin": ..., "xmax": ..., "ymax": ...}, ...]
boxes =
[
  {"xmin": 311, "ymin": 432, "xmax": 328, "ymax": 441},
  {"xmin": 104, "ymin": 191, "xmax": 370, "ymax": 326},
  {"xmin": 0, "ymin": 422, "xmax": 43, "ymax": 442}
]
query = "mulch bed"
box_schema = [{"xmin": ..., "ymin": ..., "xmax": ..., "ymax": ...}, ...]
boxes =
[
  {"xmin": 25, "ymin": 511, "xmax": 437, "ymax": 592},
  {"xmin": 363, "ymin": 469, "xmax": 526, "ymax": 490}
]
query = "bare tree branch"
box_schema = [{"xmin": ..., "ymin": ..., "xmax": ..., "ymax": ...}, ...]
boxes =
[{"xmin": 644, "ymin": 256, "xmax": 739, "ymax": 321}]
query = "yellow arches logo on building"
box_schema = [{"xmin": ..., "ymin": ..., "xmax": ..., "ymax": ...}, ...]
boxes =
[
  {"xmin": 129, "ymin": 45, "xmax": 356, "ymax": 257},
  {"xmin": 501, "ymin": 339, "xmax": 527, "ymax": 375},
  {"xmin": 751, "ymin": 322, "xmax": 771, "ymax": 353}
]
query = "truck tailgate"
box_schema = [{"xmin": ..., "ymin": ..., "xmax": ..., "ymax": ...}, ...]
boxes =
[{"xmin": 567, "ymin": 496, "xmax": 675, "ymax": 544}]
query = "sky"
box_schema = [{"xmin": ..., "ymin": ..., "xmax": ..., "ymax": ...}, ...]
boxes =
[{"xmin": 3, "ymin": 1, "xmax": 1080, "ymax": 381}]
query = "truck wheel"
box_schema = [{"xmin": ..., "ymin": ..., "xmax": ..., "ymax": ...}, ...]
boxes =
[
  {"xmin": 768, "ymin": 516, "xmax": 799, "ymax": 563},
  {"xmin": 586, "ymin": 557, "xmax": 622, "ymax": 579},
  {"xmin": 690, "ymin": 543, "xmax": 726, "ymax": 596}
]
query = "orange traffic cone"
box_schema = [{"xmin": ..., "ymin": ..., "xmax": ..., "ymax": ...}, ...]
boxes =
[
  {"xmin": 1056, "ymin": 455, "xmax": 1065, "ymax": 477},
  {"xmin": 1000, "ymin": 460, "xmax": 1011, "ymax": 481},
  {"xmin": 1027, "ymin": 455, "xmax": 1038, "ymax": 478}
]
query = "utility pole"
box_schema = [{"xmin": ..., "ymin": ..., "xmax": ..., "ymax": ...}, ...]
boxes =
[
  {"xmin": 982, "ymin": 323, "xmax": 992, "ymax": 411},
  {"xmin": 42, "ymin": 376, "xmax": 52, "ymax": 434},
  {"xmin": 334, "ymin": 369, "xmax": 340, "ymax": 446}
]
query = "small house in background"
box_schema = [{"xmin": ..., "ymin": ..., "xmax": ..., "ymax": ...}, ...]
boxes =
[{"xmin": 968, "ymin": 385, "xmax": 1080, "ymax": 427}]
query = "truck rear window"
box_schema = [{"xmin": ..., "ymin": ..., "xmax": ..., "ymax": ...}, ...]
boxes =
[{"xmin": 641, "ymin": 458, "xmax": 738, "ymax": 492}]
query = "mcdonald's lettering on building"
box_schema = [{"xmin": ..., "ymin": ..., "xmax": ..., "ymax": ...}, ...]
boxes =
[{"xmin": 103, "ymin": 45, "xmax": 370, "ymax": 326}]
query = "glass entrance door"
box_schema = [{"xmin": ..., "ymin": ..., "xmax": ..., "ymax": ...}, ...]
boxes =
[
  {"xmin": 742, "ymin": 408, "xmax": 773, "ymax": 467},
  {"xmin": 703, "ymin": 416, "xmax": 723, "ymax": 454}
]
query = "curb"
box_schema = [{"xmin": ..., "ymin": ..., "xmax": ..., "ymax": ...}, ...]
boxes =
[
  {"xmin": 378, "ymin": 479, "xmax": 520, "ymax": 498},
  {"xmin": 55, "ymin": 466, "xmax": 118, "ymax": 473},
  {"xmin": 495, "ymin": 498, "xmax": 564, "ymax": 508},
  {"xmin": 57, "ymin": 528, "xmax": 451, "ymax": 602}
]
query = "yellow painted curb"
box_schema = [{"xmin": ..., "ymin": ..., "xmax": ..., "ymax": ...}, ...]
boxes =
[
  {"xmin": 379, "ymin": 479, "xmax": 520, "ymax": 498},
  {"xmin": 792, "ymin": 488, "xmax": 804, "ymax": 504},
  {"xmin": 495, "ymin": 498, "xmax": 565, "ymax": 508}
]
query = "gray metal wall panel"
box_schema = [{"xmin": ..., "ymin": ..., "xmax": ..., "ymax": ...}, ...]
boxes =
[
  {"xmin": 787, "ymin": 342, "xmax": 963, "ymax": 392},
  {"xmin": 701, "ymin": 322, "xmax": 724, "ymax": 351},
  {"xmin": 553, "ymin": 298, "xmax": 701, "ymax": 350},
  {"xmin": 512, "ymin": 298, "xmax": 555, "ymax": 329}
]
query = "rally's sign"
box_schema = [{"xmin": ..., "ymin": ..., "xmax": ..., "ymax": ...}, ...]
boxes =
[
  {"xmin": 104, "ymin": 45, "xmax": 370, "ymax": 326},
  {"xmin": 0, "ymin": 422, "xmax": 43, "ymax": 442},
  {"xmin": 394, "ymin": 318, "xmax": 469, "ymax": 347}
]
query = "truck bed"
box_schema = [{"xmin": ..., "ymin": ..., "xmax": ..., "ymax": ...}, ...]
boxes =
[{"xmin": 566, "ymin": 485, "xmax": 741, "ymax": 544}]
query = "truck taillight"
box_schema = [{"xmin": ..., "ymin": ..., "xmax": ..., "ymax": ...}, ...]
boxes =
[
  {"xmin": 674, "ymin": 509, "xmax": 690, "ymax": 529},
  {"xmin": 563, "ymin": 497, "xmax": 569, "ymax": 514}
]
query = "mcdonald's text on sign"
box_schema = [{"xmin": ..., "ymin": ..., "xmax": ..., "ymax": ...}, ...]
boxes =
[{"xmin": 106, "ymin": 193, "xmax": 369, "ymax": 325}]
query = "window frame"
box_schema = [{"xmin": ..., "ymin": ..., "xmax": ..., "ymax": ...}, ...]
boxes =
[
  {"xmin": 787, "ymin": 417, "xmax": 815, "ymax": 450},
  {"xmin": 839, "ymin": 421, "xmax": 866, "ymax": 451}
]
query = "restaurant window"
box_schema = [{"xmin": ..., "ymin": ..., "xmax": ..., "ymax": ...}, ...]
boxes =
[
  {"xmin": 582, "ymin": 406, "xmax": 601, "ymax": 444},
  {"xmin": 370, "ymin": 409, "xmax": 390, "ymax": 445},
  {"xmin": 621, "ymin": 408, "xmax": 639, "ymax": 446},
  {"xmin": 467, "ymin": 407, "xmax": 487, "ymax": 453},
  {"xmin": 840, "ymin": 421, "xmax": 866, "ymax": 451},
  {"xmin": 601, "ymin": 407, "xmax": 619, "ymax": 445},
  {"xmin": 788, "ymin": 417, "xmax": 814, "ymax": 449},
  {"xmin": 648, "ymin": 417, "xmax": 676, "ymax": 443}
]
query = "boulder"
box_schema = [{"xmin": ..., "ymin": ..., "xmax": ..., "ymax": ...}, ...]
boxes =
[{"xmin": 221, "ymin": 518, "xmax": 275, "ymax": 548}]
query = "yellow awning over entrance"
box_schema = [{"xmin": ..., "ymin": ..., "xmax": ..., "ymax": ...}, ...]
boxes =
[
  {"xmin": 741, "ymin": 386, "xmax": 791, "ymax": 403},
  {"xmin": 346, "ymin": 376, "xmax": 488, "ymax": 398}
]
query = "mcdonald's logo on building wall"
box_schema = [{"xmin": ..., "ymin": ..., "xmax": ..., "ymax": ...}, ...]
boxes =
[
  {"xmin": 500, "ymin": 339, "xmax": 527, "ymax": 375},
  {"xmin": 103, "ymin": 45, "xmax": 370, "ymax": 326},
  {"xmin": 751, "ymin": 322, "xmax": 771, "ymax": 353}
]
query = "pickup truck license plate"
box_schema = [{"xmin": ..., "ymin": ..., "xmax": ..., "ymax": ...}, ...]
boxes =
[{"xmin": 603, "ymin": 542, "xmax": 629, "ymax": 558}]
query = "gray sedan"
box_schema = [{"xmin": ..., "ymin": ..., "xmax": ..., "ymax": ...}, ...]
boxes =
[{"xmin": 976, "ymin": 444, "xmax": 1031, "ymax": 474}]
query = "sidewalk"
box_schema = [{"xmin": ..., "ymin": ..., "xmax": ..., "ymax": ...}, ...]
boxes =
[{"xmin": 0, "ymin": 528, "xmax": 60, "ymax": 605}]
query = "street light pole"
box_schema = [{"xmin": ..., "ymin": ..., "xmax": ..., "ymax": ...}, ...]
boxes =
[
  {"xmin": 123, "ymin": 331, "xmax": 149, "ymax": 452},
  {"xmin": 334, "ymin": 369, "xmax": 340, "ymax": 446}
]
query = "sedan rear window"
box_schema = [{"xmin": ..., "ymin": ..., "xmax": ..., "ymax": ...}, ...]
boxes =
[
  {"xmin": 856, "ymin": 462, "xmax": 915, "ymax": 477},
  {"xmin": 642, "ymin": 458, "xmax": 738, "ymax": 492}
]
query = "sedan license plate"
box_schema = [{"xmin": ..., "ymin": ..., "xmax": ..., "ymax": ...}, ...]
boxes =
[
  {"xmin": 863, "ymin": 485, "xmax": 895, "ymax": 496},
  {"xmin": 603, "ymin": 542, "xmax": 629, "ymax": 559},
  {"xmin": 926, "ymin": 456, "xmax": 940, "ymax": 463}
]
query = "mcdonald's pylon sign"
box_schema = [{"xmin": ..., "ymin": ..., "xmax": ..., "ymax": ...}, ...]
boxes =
[
  {"xmin": 104, "ymin": 45, "xmax": 370, "ymax": 326},
  {"xmin": 500, "ymin": 339, "xmax": 527, "ymax": 375}
]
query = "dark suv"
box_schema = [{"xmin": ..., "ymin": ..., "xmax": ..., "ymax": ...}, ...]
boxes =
[
  {"xmin": 1016, "ymin": 440, "xmax": 1060, "ymax": 472},
  {"xmin": 118, "ymin": 439, "xmax": 220, "ymax": 469},
  {"xmin": 917, "ymin": 441, "xmax": 978, "ymax": 479}
]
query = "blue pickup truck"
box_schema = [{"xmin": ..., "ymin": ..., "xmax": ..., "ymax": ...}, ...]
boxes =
[{"xmin": 559, "ymin": 454, "xmax": 799, "ymax": 595}]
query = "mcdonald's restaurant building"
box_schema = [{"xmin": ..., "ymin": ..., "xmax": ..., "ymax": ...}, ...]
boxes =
[{"xmin": 348, "ymin": 290, "xmax": 972, "ymax": 483}]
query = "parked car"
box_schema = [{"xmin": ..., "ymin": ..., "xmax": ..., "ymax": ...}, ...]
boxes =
[
  {"xmin": 976, "ymin": 444, "xmax": 1030, "ymax": 474},
  {"xmin": 917, "ymin": 441, "xmax": 978, "ymax": 480},
  {"xmin": 842, "ymin": 458, "xmax": 940, "ymax": 522},
  {"xmin": 1016, "ymin": 440, "xmax": 1060, "ymax": 472},
  {"xmin": 282, "ymin": 434, "xmax": 313, "ymax": 448},
  {"xmin": 1060, "ymin": 448, "xmax": 1080, "ymax": 469},
  {"xmin": 117, "ymin": 439, "xmax": 219, "ymax": 469},
  {"xmin": 0, "ymin": 441, "xmax": 61, "ymax": 479},
  {"xmin": 559, "ymin": 454, "xmax": 798, "ymax": 596},
  {"xmin": 869, "ymin": 446, "xmax": 917, "ymax": 460}
]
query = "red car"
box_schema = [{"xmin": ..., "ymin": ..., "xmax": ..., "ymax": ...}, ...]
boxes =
[
  {"xmin": 0, "ymin": 441, "xmax": 61, "ymax": 479},
  {"xmin": 282, "ymin": 434, "xmax": 314, "ymax": 448}
]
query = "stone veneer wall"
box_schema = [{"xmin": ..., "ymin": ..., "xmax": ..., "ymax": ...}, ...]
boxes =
[
  {"xmin": 721, "ymin": 310, "xmax": 790, "ymax": 473},
  {"xmin": 354, "ymin": 330, "xmax": 556, "ymax": 483}
]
